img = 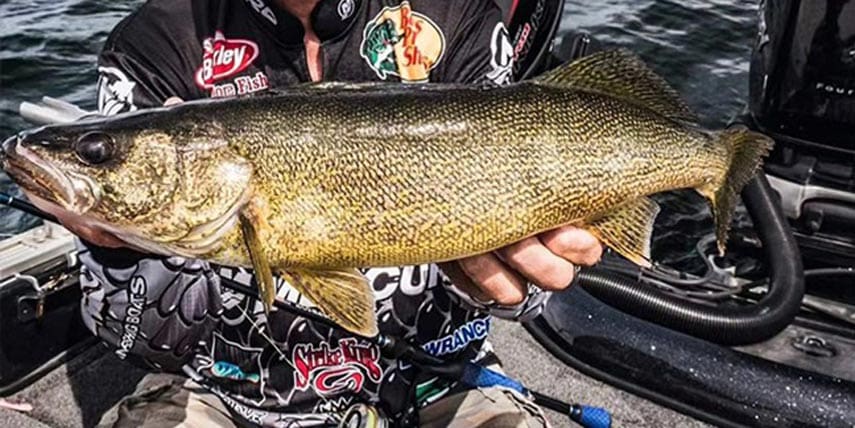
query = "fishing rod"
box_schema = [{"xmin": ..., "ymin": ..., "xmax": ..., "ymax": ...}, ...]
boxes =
[
  {"xmin": 0, "ymin": 190, "xmax": 612, "ymax": 428},
  {"xmin": 1, "ymin": 192, "xmax": 58, "ymax": 223}
]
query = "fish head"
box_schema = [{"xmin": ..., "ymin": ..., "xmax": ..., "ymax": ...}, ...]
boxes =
[{"xmin": 2, "ymin": 112, "xmax": 253, "ymax": 256}]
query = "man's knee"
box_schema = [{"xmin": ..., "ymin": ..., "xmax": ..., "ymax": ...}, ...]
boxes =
[
  {"xmin": 419, "ymin": 386, "xmax": 550, "ymax": 428},
  {"xmin": 97, "ymin": 373, "xmax": 235, "ymax": 428}
]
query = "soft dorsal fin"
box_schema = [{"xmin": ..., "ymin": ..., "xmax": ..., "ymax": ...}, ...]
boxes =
[{"xmin": 534, "ymin": 49, "xmax": 699, "ymax": 123}]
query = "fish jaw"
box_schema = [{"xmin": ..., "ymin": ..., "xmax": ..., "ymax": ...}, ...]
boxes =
[{"xmin": 2, "ymin": 135, "xmax": 100, "ymax": 214}]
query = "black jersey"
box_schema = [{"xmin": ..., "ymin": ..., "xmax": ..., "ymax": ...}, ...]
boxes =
[
  {"xmin": 96, "ymin": 0, "xmax": 515, "ymax": 113},
  {"xmin": 81, "ymin": 0, "xmax": 528, "ymax": 426}
]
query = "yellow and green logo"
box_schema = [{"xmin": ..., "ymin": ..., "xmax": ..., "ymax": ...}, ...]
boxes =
[{"xmin": 360, "ymin": 2, "xmax": 445, "ymax": 82}]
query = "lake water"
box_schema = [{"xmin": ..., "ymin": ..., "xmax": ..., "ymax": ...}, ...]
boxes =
[{"xmin": 0, "ymin": 0, "xmax": 759, "ymax": 268}]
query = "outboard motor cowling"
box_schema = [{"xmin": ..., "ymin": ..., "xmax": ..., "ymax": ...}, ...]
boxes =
[
  {"xmin": 750, "ymin": 0, "xmax": 855, "ymax": 149},
  {"xmin": 749, "ymin": 0, "xmax": 855, "ymax": 264}
]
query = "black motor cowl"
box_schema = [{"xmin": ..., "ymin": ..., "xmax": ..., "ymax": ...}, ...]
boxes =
[{"xmin": 749, "ymin": 0, "xmax": 855, "ymax": 152}]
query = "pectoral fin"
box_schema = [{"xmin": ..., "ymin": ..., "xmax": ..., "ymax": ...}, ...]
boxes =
[
  {"xmin": 238, "ymin": 210, "xmax": 276, "ymax": 315},
  {"xmin": 281, "ymin": 269, "xmax": 378, "ymax": 337},
  {"xmin": 585, "ymin": 197, "xmax": 660, "ymax": 268}
]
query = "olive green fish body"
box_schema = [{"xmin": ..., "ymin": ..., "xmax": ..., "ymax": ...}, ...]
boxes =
[
  {"xmin": 3, "ymin": 50, "xmax": 772, "ymax": 336},
  {"xmin": 202, "ymin": 84, "xmax": 723, "ymax": 271}
]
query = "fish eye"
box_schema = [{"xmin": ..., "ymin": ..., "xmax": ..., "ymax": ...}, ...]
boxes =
[{"xmin": 74, "ymin": 132, "xmax": 115, "ymax": 165}]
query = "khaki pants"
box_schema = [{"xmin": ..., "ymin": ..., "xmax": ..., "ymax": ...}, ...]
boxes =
[{"xmin": 98, "ymin": 373, "xmax": 549, "ymax": 428}]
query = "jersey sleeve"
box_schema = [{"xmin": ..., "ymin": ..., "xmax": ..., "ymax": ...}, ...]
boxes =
[
  {"xmin": 78, "ymin": 240, "xmax": 224, "ymax": 371},
  {"xmin": 433, "ymin": 0, "xmax": 514, "ymax": 85},
  {"xmin": 95, "ymin": 0, "xmax": 203, "ymax": 114},
  {"xmin": 96, "ymin": 51, "xmax": 178, "ymax": 114}
]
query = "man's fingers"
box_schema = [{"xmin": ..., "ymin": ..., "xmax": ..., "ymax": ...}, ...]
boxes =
[
  {"xmin": 163, "ymin": 97, "xmax": 183, "ymax": 106},
  {"xmin": 456, "ymin": 253, "xmax": 528, "ymax": 305},
  {"xmin": 437, "ymin": 261, "xmax": 490, "ymax": 302},
  {"xmin": 539, "ymin": 226, "xmax": 603, "ymax": 266},
  {"xmin": 495, "ymin": 237, "xmax": 576, "ymax": 291}
]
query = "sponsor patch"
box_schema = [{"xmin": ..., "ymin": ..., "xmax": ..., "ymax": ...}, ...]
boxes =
[
  {"xmin": 116, "ymin": 276, "xmax": 146, "ymax": 359},
  {"xmin": 511, "ymin": 0, "xmax": 546, "ymax": 74},
  {"xmin": 360, "ymin": 1, "xmax": 445, "ymax": 82},
  {"xmin": 97, "ymin": 66, "xmax": 138, "ymax": 115},
  {"xmin": 210, "ymin": 72, "xmax": 270, "ymax": 98},
  {"xmin": 365, "ymin": 264, "xmax": 444, "ymax": 301},
  {"xmin": 422, "ymin": 317, "xmax": 490, "ymax": 357},
  {"xmin": 196, "ymin": 31, "xmax": 260, "ymax": 90},
  {"xmin": 338, "ymin": 0, "xmax": 355, "ymax": 20},
  {"xmin": 292, "ymin": 338, "xmax": 382, "ymax": 395},
  {"xmin": 244, "ymin": 0, "xmax": 277, "ymax": 25},
  {"xmin": 314, "ymin": 396, "xmax": 354, "ymax": 413},
  {"xmin": 486, "ymin": 23, "xmax": 514, "ymax": 85},
  {"xmin": 211, "ymin": 360, "xmax": 261, "ymax": 383}
]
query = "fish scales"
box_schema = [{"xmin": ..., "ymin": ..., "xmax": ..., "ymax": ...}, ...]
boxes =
[{"xmin": 200, "ymin": 83, "xmax": 721, "ymax": 269}]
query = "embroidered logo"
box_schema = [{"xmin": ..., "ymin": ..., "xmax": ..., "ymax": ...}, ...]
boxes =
[
  {"xmin": 292, "ymin": 338, "xmax": 382, "ymax": 395},
  {"xmin": 422, "ymin": 317, "xmax": 490, "ymax": 357},
  {"xmin": 195, "ymin": 31, "xmax": 260, "ymax": 89},
  {"xmin": 486, "ymin": 23, "xmax": 514, "ymax": 85},
  {"xmin": 360, "ymin": 1, "xmax": 445, "ymax": 82},
  {"xmin": 338, "ymin": 0, "xmax": 355, "ymax": 20},
  {"xmin": 97, "ymin": 66, "xmax": 138, "ymax": 115}
]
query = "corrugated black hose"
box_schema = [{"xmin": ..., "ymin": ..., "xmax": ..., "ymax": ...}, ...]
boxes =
[{"xmin": 578, "ymin": 175, "xmax": 805, "ymax": 345}]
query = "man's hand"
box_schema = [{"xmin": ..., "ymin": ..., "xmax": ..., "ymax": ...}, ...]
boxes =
[{"xmin": 440, "ymin": 226, "xmax": 602, "ymax": 305}]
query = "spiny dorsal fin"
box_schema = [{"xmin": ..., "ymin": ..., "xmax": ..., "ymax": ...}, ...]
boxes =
[
  {"xmin": 534, "ymin": 49, "xmax": 699, "ymax": 123},
  {"xmin": 280, "ymin": 268, "xmax": 378, "ymax": 337},
  {"xmin": 585, "ymin": 196, "xmax": 661, "ymax": 268}
]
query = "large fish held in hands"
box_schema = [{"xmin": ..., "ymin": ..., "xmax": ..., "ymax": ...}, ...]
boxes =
[{"xmin": 2, "ymin": 50, "xmax": 772, "ymax": 337}]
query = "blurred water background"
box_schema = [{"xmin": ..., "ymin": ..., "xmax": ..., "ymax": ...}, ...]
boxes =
[{"xmin": 0, "ymin": 0, "xmax": 759, "ymax": 269}]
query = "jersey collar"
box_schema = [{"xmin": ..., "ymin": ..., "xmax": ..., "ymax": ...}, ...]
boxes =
[{"xmin": 248, "ymin": 0, "xmax": 364, "ymax": 46}]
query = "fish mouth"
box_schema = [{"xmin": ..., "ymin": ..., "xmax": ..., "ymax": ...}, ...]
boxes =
[{"xmin": 2, "ymin": 135, "xmax": 100, "ymax": 214}]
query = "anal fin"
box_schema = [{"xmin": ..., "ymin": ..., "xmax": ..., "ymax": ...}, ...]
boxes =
[
  {"xmin": 281, "ymin": 268, "xmax": 378, "ymax": 338},
  {"xmin": 585, "ymin": 197, "xmax": 660, "ymax": 268}
]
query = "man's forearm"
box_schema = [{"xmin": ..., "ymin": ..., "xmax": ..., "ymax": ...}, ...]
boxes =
[{"xmin": 78, "ymin": 239, "xmax": 224, "ymax": 370}]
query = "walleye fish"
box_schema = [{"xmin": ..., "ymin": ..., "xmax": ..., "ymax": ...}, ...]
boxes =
[{"xmin": 2, "ymin": 50, "xmax": 772, "ymax": 337}]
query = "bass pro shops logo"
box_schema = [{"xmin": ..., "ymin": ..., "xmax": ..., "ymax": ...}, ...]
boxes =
[
  {"xmin": 292, "ymin": 339, "xmax": 382, "ymax": 395},
  {"xmin": 195, "ymin": 31, "xmax": 265, "ymax": 95},
  {"xmin": 360, "ymin": 1, "xmax": 445, "ymax": 82}
]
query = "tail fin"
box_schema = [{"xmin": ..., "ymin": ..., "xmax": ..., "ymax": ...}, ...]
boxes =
[{"xmin": 697, "ymin": 127, "xmax": 774, "ymax": 255}]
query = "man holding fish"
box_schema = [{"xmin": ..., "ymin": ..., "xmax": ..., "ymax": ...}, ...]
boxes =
[{"xmin": 11, "ymin": 0, "xmax": 604, "ymax": 426}]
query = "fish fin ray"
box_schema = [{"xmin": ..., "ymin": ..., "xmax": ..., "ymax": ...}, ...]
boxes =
[
  {"xmin": 281, "ymin": 268, "xmax": 378, "ymax": 337},
  {"xmin": 534, "ymin": 49, "xmax": 699, "ymax": 123},
  {"xmin": 585, "ymin": 197, "xmax": 660, "ymax": 268},
  {"xmin": 238, "ymin": 209, "xmax": 276, "ymax": 316},
  {"xmin": 696, "ymin": 127, "xmax": 773, "ymax": 255}
]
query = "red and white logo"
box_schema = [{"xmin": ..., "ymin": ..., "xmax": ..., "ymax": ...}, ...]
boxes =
[
  {"xmin": 195, "ymin": 31, "xmax": 259, "ymax": 89},
  {"xmin": 292, "ymin": 339, "xmax": 382, "ymax": 395}
]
